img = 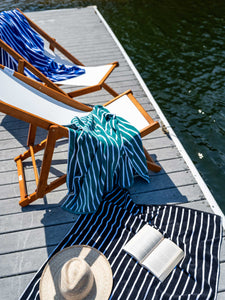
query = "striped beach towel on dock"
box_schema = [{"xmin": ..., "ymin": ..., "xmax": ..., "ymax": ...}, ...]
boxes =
[
  {"xmin": 62, "ymin": 105, "xmax": 150, "ymax": 214},
  {"xmin": 19, "ymin": 187, "xmax": 222, "ymax": 300},
  {"xmin": 0, "ymin": 9, "xmax": 85, "ymax": 81}
]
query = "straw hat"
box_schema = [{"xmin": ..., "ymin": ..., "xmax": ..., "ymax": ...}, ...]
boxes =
[{"xmin": 39, "ymin": 245, "xmax": 113, "ymax": 300}]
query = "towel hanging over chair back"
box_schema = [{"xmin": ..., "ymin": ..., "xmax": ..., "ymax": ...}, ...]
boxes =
[{"xmin": 0, "ymin": 9, "xmax": 85, "ymax": 81}]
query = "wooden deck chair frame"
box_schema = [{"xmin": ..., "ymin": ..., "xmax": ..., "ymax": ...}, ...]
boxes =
[
  {"xmin": 0, "ymin": 8, "xmax": 119, "ymax": 98},
  {"xmin": 0, "ymin": 65, "xmax": 161, "ymax": 208}
]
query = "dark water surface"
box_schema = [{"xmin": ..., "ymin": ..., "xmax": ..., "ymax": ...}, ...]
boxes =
[{"xmin": 1, "ymin": 1, "xmax": 225, "ymax": 212}]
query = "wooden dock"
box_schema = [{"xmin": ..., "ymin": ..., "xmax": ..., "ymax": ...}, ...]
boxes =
[{"xmin": 0, "ymin": 6, "xmax": 224, "ymax": 299}]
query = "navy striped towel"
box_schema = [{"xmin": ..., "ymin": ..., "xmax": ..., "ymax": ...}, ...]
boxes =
[
  {"xmin": 19, "ymin": 187, "xmax": 222, "ymax": 300},
  {"xmin": 0, "ymin": 9, "xmax": 85, "ymax": 81},
  {"xmin": 63, "ymin": 106, "xmax": 150, "ymax": 214}
]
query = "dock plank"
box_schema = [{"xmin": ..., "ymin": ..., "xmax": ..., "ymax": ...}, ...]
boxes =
[
  {"xmin": 0, "ymin": 247, "xmax": 55, "ymax": 278},
  {"xmin": 0, "ymin": 274, "xmax": 35, "ymax": 300},
  {"xmin": 0, "ymin": 207, "xmax": 74, "ymax": 234},
  {"xmin": 0, "ymin": 223, "xmax": 72, "ymax": 255},
  {"xmin": 218, "ymin": 292, "xmax": 225, "ymax": 300}
]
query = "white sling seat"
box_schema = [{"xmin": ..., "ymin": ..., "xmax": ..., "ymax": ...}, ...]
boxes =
[
  {"xmin": 44, "ymin": 49, "xmax": 116, "ymax": 88},
  {"xmin": 1, "ymin": 67, "xmax": 152, "ymax": 131}
]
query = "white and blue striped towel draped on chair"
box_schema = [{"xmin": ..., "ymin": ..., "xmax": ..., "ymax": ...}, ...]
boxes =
[
  {"xmin": 19, "ymin": 187, "xmax": 222, "ymax": 300},
  {"xmin": 0, "ymin": 9, "xmax": 85, "ymax": 81},
  {"xmin": 63, "ymin": 105, "xmax": 150, "ymax": 214}
]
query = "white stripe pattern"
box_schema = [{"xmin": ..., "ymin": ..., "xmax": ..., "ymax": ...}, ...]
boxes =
[
  {"xmin": 62, "ymin": 105, "xmax": 150, "ymax": 214},
  {"xmin": 19, "ymin": 187, "xmax": 222, "ymax": 300}
]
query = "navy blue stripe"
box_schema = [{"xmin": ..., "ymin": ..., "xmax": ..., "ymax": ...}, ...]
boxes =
[{"xmin": 19, "ymin": 187, "xmax": 222, "ymax": 300}]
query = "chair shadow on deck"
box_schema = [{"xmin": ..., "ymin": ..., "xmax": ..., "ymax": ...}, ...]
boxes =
[
  {"xmin": 1, "ymin": 114, "xmax": 188, "ymax": 258},
  {"xmin": 1, "ymin": 114, "xmax": 47, "ymax": 145}
]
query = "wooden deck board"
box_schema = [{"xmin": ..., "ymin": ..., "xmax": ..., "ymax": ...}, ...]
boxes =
[{"xmin": 0, "ymin": 6, "xmax": 224, "ymax": 299}]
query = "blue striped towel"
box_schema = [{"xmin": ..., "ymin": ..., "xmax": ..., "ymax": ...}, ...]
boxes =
[
  {"xmin": 0, "ymin": 9, "xmax": 85, "ymax": 81},
  {"xmin": 63, "ymin": 106, "xmax": 150, "ymax": 214},
  {"xmin": 19, "ymin": 186, "xmax": 222, "ymax": 300}
]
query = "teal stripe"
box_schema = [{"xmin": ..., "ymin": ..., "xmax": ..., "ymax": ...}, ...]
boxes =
[{"xmin": 62, "ymin": 106, "xmax": 150, "ymax": 214}]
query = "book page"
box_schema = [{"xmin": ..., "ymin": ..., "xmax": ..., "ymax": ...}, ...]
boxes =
[
  {"xmin": 122, "ymin": 224, "xmax": 163, "ymax": 262},
  {"xmin": 142, "ymin": 238, "xmax": 184, "ymax": 282}
]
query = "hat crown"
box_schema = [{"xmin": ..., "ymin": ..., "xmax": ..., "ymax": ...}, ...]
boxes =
[
  {"xmin": 39, "ymin": 245, "xmax": 113, "ymax": 300},
  {"xmin": 59, "ymin": 257, "xmax": 94, "ymax": 300}
]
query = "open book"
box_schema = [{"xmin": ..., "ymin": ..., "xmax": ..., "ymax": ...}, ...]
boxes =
[{"xmin": 122, "ymin": 224, "xmax": 184, "ymax": 282}]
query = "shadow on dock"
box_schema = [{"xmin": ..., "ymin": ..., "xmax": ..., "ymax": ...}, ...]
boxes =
[{"xmin": 1, "ymin": 114, "xmax": 188, "ymax": 259}]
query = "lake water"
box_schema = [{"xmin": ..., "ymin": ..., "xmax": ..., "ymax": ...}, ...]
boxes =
[{"xmin": 1, "ymin": 0, "xmax": 225, "ymax": 213}]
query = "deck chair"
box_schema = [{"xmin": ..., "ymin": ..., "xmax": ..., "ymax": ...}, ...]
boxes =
[
  {"xmin": 0, "ymin": 65, "xmax": 161, "ymax": 207},
  {"xmin": 0, "ymin": 8, "xmax": 119, "ymax": 98}
]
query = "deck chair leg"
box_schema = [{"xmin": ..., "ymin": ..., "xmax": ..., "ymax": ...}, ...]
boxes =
[
  {"xmin": 143, "ymin": 146, "xmax": 161, "ymax": 173},
  {"xmin": 36, "ymin": 125, "xmax": 61, "ymax": 198},
  {"xmin": 15, "ymin": 156, "xmax": 28, "ymax": 202},
  {"xmin": 102, "ymin": 82, "xmax": 119, "ymax": 97},
  {"xmin": 27, "ymin": 124, "xmax": 37, "ymax": 146},
  {"xmin": 15, "ymin": 125, "xmax": 68, "ymax": 207}
]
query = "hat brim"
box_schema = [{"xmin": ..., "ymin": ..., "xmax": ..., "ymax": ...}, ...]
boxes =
[{"xmin": 39, "ymin": 245, "xmax": 113, "ymax": 300}]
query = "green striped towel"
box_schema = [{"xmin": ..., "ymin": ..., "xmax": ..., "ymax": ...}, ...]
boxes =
[{"xmin": 62, "ymin": 105, "xmax": 150, "ymax": 214}]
